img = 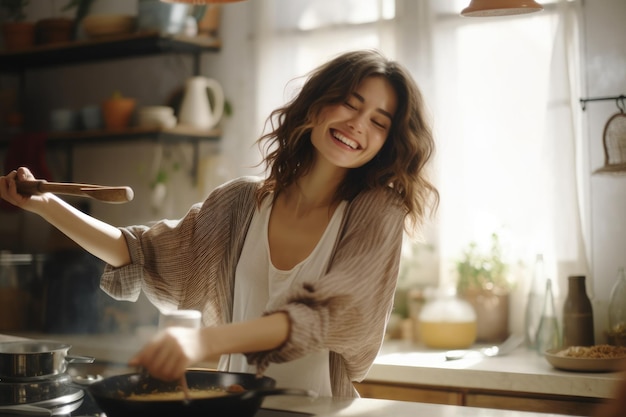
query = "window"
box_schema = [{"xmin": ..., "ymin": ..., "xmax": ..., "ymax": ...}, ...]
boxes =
[{"xmin": 253, "ymin": 1, "xmax": 586, "ymax": 315}]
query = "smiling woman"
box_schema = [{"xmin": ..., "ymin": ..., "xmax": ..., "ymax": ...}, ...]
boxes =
[{"xmin": 254, "ymin": 1, "xmax": 590, "ymax": 339}]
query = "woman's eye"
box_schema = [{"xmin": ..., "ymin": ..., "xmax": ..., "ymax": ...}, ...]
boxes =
[
  {"xmin": 372, "ymin": 120, "xmax": 387, "ymax": 129},
  {"xmin": 344, "ymin": 101, "xmax": 357, "ymax": 110}
]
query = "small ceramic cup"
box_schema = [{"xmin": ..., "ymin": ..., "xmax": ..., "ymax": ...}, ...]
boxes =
[
  {"xmin": 80, "ymin": 105, "xmax": 103, "ymax": 130},
  {"xmin": 50, "ymin": 108, "xmax": 77, "ymax": 131}
]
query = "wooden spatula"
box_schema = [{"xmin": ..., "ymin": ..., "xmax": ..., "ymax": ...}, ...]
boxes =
[{"xmin": 16, "ymin": 179, "xmax": 134, "ymax": 204}]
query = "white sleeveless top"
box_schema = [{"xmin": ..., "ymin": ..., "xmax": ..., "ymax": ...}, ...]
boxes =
[{"xmin": 219, "ymin": 196, "xmax": 347, "ymax": 397}]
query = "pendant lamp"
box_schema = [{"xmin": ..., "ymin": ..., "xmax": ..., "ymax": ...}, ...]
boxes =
[
  {"xmin": 461, "ymin": 0, "xmax": 543, "ymax": 17},
  {"xmin": 160, "ymin": 0, "xmax": 246, "ymax": 3}
]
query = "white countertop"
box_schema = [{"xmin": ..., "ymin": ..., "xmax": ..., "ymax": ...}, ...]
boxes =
[
  {"xmin": 367, "ymin": 340, "xmax": 623, "ymax": 399},
  {"xmin": 2, "ymin": 333, "xmax": 623, "ymax": 402}
]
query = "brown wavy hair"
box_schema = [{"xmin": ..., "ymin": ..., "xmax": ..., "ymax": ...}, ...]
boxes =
[{"xmin": 256, "ymin": 49, "xmax": 439, "ymax": 233}]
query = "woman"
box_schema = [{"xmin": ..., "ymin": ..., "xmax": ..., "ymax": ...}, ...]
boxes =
[{"xmin": 0, "ymin": 49, "xmax": 438, "ymax": 397}]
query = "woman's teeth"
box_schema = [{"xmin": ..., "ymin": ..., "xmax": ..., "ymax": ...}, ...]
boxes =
[{"xmin": 332, "ymin": 131, "xmax": 358, "ymax": 150}]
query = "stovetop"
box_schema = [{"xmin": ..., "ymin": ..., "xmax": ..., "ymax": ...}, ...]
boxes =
[{"xmin": 0, "ymin": 388, "xmax": 313, "ymax": 417}]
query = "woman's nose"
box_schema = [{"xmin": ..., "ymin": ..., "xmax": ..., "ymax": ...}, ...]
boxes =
[{"xmin": 347, "ymin": 113, "xmax": 365, "ymax": 133}]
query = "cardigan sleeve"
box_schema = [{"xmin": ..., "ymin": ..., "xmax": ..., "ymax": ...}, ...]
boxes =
[
  {"xmin": 246, "ymin": 187, "xmax": 405, "ymax": 383},
  {"xmin": 100, "ymin": 177, "xmax": 259, "ymax": 325}
]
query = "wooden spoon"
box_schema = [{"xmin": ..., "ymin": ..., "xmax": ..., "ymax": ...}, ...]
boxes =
[{"xmin": 16, "ymin": 179, "xmax": 134, "ymax": 204}]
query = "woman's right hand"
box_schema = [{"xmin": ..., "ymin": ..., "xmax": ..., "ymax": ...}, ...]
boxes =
[
  {"xmin": 0, "ymin": 167, "xmax": 43, "ymax": 211},
  {"xmin": 0, "ymin": 167, "xmax": 35, "ymax": 208}
]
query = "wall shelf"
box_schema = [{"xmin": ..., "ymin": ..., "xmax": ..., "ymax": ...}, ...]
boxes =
[
  {"xmin": 0, "ymin": 126, "xmax": 221, "ymax": 182},
  {"xmin": 0, "ymin": 31, "xmax": 221, "ymax": 72},
  {"xmin": 0, "ymin": 32, "xmax": 223, "ymax": 182}
]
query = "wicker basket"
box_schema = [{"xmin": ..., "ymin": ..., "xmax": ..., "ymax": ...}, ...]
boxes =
[{"xmin": 595, "ymin": 111, "xmax": 626, "ymax": 175}]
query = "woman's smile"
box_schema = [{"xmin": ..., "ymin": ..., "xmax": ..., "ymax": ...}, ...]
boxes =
[{"xmin": 330, "ymin": 128, "xmax": 360, "ymax": 150}]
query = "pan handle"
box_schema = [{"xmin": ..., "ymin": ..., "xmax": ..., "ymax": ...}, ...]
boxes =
[
  {"xmin": 66, "ymin": 355, "xmax": 95, "ymax": 364},
  {"xmin": 239, "ymin": 387, "xmax": 318, "ymax": 401}
]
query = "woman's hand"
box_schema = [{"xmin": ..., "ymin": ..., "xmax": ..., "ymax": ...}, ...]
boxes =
[
  {"xmin": 0, "ymin": 167, "xmax": 46, "ymax": 211},
  {"xmin": 128, "ymin": 327, "xmax": 208, "ymax": 381}
]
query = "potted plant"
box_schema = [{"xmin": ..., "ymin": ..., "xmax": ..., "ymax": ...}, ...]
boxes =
[
  {"xmin": 34, "ymin": 0, "xmax": 93, "ymax": 45},
  {"xmin": 53, "ymin": 0, "xmax": 95, "ymax": 41},
  {"xmin": 0, "ymin": 0, "xmax": 35, "ymax": 51},
  {"xmin": 455, "ymin": 232, "xmax": 514, "ymax": 343}
]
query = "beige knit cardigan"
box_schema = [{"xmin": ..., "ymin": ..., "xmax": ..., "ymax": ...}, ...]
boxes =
[{"xmin": 101, "ymin": 176, "xmax": 405, "ymax": 397}]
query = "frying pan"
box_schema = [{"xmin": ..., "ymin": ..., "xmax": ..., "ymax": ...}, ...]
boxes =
[
  {"xmin": 86, "ymin": 370, "xmax": 315, "ymax": 417},
  {"xmin": 16, "ymin": 179, "xmax": 134, "ymax": 204}
]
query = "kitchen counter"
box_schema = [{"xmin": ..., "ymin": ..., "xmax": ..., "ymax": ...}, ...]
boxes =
[
  {"xmin": 366, "ymin": 340, "xmax": 623, "ymax": 399},
  {"xmin": 0, "ymin": 331, "xmax": 587, "ymax": 417},
  {"xmin": 1, "ymin": 333, "xmax": 623, "ymax": 406}
]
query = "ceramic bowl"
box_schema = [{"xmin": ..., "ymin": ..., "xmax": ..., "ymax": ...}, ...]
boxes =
[{"xmin": 137, "ymin": 106, "xmax": 176, "ymax": 128}]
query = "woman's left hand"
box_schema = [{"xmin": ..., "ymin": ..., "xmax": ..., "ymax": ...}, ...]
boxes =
[{"xmin": 129, "ymin": 327, "xmax": 206, "ymax": 381}]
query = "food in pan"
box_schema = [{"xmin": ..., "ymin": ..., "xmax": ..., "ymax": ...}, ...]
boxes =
[
  {"xmin": 556, "ymin": 344, "xmax": 626, "ymax": 359},
  {"xmin": 124, "ymin": 384, "xmax": 246, "ymax": 401}
]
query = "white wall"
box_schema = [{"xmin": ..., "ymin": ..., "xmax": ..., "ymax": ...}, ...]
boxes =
[{"xmin": 581, "ymin": 0, "xmax": 626, "ymax": 341}]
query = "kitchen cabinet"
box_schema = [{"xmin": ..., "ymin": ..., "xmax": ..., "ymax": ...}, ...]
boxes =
[
  {"xmin": 354, "ymin": 381, "xmax": 602, "ymax": 416},
  {"xmin": 0, "ymin": 31, "xmax": 222, "ymax": 180},
  {"xmin": 356, "ymin": 340, "xmax": 619, "ymax": 417}
]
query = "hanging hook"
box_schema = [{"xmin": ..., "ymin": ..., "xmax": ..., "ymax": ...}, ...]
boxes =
[{"xmin": 617, "ymin": 95, "xmax": 626, "ymax": 113}]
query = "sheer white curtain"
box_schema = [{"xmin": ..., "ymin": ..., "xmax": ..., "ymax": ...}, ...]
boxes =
[
  {"xmin": 251, "ymin": 0, "xmax": 588, "ymax": 329},
  {"xmin": 431, "ymin": 1, "xmax": 587, "ymax": 330}
]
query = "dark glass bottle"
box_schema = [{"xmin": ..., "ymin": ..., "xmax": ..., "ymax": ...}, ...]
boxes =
[{"xmin": 562, "ymin": 275, "xmax": 594, "ymax": 347}]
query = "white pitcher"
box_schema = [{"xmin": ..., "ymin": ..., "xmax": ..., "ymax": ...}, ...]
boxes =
[{"xmin": 178, "ymin": 76, "xmax": 224, "ymax": 130}]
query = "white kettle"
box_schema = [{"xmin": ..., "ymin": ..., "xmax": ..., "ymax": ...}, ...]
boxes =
[{"xmin": 178, "ymin": 76, "xmax": 224, "ymax": 130}]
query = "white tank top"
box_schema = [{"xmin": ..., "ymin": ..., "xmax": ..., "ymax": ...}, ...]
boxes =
[{"xmin": 219, "ymin": 196, "xmax": 347, "ymax": 397}]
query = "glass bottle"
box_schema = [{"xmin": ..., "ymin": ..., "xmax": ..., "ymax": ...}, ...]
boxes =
[
  {"xmin": 562, "ymin": 275, "xmax": 594, "ymax": 347},
  {"xmin": 535, "ymin": 279, "xmax": 561, "ymax": 353},
  {"xmin": 608, "ymin": 267, "xmax": 626, "ymax": 342},
  {"xmin": 524, "ymin": 254, "xmax": 546, "ymax": 349}
]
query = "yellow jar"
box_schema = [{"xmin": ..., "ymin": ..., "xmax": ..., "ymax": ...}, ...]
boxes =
[{"xmin": 418, "ymin": 287, "xmax": 477, "ymax": 349}]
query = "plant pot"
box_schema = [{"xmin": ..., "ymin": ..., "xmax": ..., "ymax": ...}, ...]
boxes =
[
  {"xmin": 101, "ymin": 97, "xmax": 136, "ymax": 130},
  {"xmin": 1, "ymin": 21, "xmax": 36, "ymax": 51},
  {"xmin": 36, "ymin": 18, "xmax": 74, "ymax": 45},
  {"xmin": 461, "ymin": 289, "xmax": 510, "ymax": 343},
  {"xmin": 197, "ymin": 4, "xmax": 220, "ymax": 38}
]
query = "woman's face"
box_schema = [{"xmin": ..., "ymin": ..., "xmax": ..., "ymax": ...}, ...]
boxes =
[{"xmin": 311, "ymin": 76, "xmax": 397, "ymax": 170}]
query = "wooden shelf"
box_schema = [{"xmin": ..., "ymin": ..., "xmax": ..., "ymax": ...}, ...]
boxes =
[
  {"xmin": 0, "ymin": 31, "xmax": 221, "ymax": 71},
  {"xmin": 0, "ymin": 126, "xmax": 222, "ymax": 182},
  {"xmin": 0, "ymin": 31, "xmax": 223, "ymax": 182}
]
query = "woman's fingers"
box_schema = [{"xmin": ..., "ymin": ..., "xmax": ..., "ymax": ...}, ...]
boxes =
[{"xmin": 128, "ymin": 328, "xmax": 196, "ymax": 381}]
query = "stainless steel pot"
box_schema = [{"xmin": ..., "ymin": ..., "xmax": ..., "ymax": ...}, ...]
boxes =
[{"xmin": 0, "ymin": 340, "xmax": 94, "ymax": 379}]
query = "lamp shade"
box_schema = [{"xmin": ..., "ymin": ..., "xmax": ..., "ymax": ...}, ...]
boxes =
[
  {"xmin": 160, "ymin": 0, "xmax": 246, "ymax": 3},
  {"xmin": 461, "ymin": 0, "xmax": 543, "ymax": 17}
]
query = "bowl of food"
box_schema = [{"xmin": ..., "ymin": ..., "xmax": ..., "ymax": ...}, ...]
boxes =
[{"xmin": 544, "ymin": 344, "xmax": 626, "ymax": 372}]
